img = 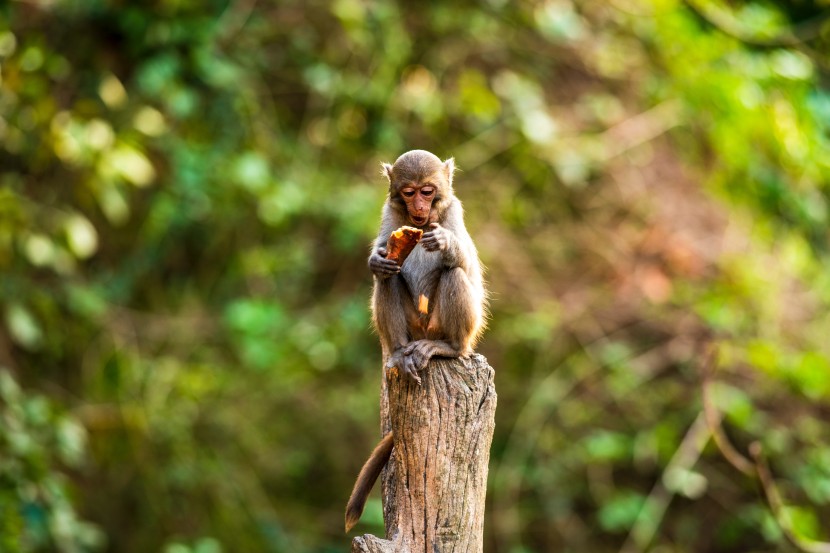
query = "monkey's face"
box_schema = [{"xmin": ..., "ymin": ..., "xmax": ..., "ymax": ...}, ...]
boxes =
[
  {"xmin": 382, "ymin": 150, "xmax": 454, "ymax": 227},
  {"xmin": 400, "ymin": 184, "xmax": 436, "ymax": 227}
]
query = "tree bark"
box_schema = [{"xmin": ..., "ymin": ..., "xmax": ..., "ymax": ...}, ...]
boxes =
[{"xmin": 352, "ymin": 353, "xmax": 497, "ymax": 553}]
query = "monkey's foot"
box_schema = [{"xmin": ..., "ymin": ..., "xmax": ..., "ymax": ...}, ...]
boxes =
[
  {"xmin": 386, "ymin": 349, "xmax": 420, "ymax": 385},
  {"xmin": 400, "ymin": 340, "xmax": 460, "ymax": 382}
]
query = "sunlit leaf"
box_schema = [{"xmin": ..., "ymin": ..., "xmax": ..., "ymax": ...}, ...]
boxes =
[
  {"xmin": 106, "ymin": 145, "xmax": 156, "ymax": 187},
  {"xmin": 99, "ymin": 73, "xmax": 128, "ymax": 108},
  {"xmin": 4, "ymin": 303, "xmax": 43, "ymax": 350},
  {"xmin": 64, "ymin": 213, "xmax": 99, "ymax": 259}
]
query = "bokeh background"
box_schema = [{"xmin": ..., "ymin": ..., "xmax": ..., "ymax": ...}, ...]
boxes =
[{"xmin": 3, "ymin": 0, "xmax": 830, "ymax": 552}]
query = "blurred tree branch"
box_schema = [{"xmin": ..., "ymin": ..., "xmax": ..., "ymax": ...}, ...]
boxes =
[
  {"xmin": 702, "ymin": 345, "xmax": 830, "ymax": 553},
  {"xmin": 701, "ymin": 348, "xmax": 754, "ymax": 476},
  {"xmin": 619, "ymin": 412, "xmax": 713, "ymax": 553},
  {"xmin": 748, "ymin": 441, "xmax": 830, "ymax": 553}
]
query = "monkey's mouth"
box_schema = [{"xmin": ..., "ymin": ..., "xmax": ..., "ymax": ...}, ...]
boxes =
[{"xmin": 411, "ymin": 215, "xmax": 428, "ymax": 226}]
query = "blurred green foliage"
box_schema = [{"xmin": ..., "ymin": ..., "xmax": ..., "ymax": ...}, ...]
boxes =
[
  {"xmin": 0, "ymin": 371, "xmax": 101, "ymax": 552},
  {"xmin": 1, "ymin": 0, "xmax": 830, "ymax": 551}
]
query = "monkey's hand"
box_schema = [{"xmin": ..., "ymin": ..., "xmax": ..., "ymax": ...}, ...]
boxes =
[
  {"xmin": 401, "ymin": 339, "xmax": 460, "ymax": 380},
  {"xmin": 369, "ymin": 247, "xmax": 401, "ymax": 279},
  {"xmin": 420, "ymin": 223, "xmax": 451, "ymax": 252}
]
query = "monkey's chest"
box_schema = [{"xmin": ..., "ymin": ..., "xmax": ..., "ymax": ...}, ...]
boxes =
[{"xmin": 400, "ymin": 246, "xmax": 442, "ymax": 304}]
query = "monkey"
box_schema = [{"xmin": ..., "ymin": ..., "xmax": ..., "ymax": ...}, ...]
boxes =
[
  {"xmin": 370, "ymin": 150, "xmax": 487, "ymax": 382},
  {"xmin": 345, "ymin": 149, "xmax": 487, "ymax": 533}
]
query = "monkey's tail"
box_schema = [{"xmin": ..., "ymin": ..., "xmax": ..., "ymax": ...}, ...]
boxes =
[{"xmin": 345, "ymin": 431, "xmax": 394, "ymax": 533}]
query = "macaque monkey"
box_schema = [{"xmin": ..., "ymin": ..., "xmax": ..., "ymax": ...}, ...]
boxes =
[
  {"xmin": 345, "ymin": 149, "xmax": 487, "ymax": 532},
  {"xmin": 369, "ymin": 149, "xmax": 487, "ymax": 381}
]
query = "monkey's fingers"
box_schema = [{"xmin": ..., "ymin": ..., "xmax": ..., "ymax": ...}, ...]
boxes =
[
  {"xmin": 371, "ymin": 256, "xmax": 401, "ymax": 275},
  {"xmin": 401, "ymin": 355, "xmax": 422, "ymax": 385},
  {"xmin": 371, "ymin": 252, "xmax": 397, "ymax": 264},
  {"xmin": 408, "ymin": 371, "xmax": 422, "ymax": 386},
  {"xmin": 421, "ymin": 241, "xmax": 444, "ymax": 253},
  {"xmin": 376, "ymin": 264, "xmax": 401, "ymax": 275},
  {"xmin": 386, "ymin": 349, "xmax": 405, "ymax": 370},
  {"xmin": 420, "ymin": 229, "xmax": 447, "ymax": 251},
  {"xmin": 420, "ymin": 235, "xmax": 439, "ymax": 251},
  {"xmin": 402, "ymin": 340, "xmax": 423, "ymax": 356},
  {"xmin": 410, "ymin": 343, "xmax": 432, "ymax": 372},
  {"xmin": 378, "ymin": 247, "xmax": 389, "ymax": 258}
]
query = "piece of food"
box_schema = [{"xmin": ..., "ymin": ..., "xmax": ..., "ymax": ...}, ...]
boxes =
[{"xmin": 385, "ymin": 226, "xmax": 423, "ymax": 265}]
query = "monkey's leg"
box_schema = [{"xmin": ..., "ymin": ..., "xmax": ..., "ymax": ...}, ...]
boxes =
[
  {"xmin": 373, "ymin": 275, "xmax": 419, "ymax": 373},
  {"xmin": 401, "ymin": 267, "xmax": 481, "ymax": 376}
]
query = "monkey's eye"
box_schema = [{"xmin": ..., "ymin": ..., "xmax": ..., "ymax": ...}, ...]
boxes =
[
  {"xmin": 401, "ymin": 189, "xmax": 416, "ymax": 198},
  {"xmin": 421, "ymin": 187, "xmax": 435, "ymax": 196}
]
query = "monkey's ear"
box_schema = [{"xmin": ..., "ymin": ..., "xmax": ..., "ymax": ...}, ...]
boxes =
[
  {"xmin": 443, "ymin": 157, "xmax": 456, "ymax": 185},
  {"xmin": 381, "ymin": 162, "xmax": 394, "ymax": 183}
]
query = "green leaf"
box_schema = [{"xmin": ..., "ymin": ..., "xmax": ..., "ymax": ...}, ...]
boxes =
[
  {"xmin": 597, "ymin": 491, "xmax": 646, "ymax": 532},
  {"xmin": 4, "ymin": 303, "xmax": 43, "ymax": 351},
  {"xmin": 232, "ymin": 152, "xmax": 270, "ymax": 193},
  {"xmin": 584, "ymin": 431, "xmax": 630, "ymax": 462}
]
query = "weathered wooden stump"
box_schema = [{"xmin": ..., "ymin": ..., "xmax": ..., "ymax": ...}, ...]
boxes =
[{"xmin": 352, "ymin": 353, "xmax": 497, "ymax": 553}]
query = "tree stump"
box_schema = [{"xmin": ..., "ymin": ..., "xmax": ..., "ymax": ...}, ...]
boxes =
[{"xmin": 351, "ymin": 353, "xmax": 497, "ymax": 553}]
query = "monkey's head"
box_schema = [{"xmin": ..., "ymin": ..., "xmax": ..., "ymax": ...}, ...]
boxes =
[{"xmin": 381, "ymin": 150, "xmax": 455, "ymax": 228}]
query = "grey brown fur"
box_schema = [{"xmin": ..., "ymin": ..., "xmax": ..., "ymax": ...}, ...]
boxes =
[
  {"xmin": 345, "ymin": 150, "xmax": 487, "ymax": 533},
  {"xmin": 370, "ymin": 150, "xmax": 487, "ymax": 380}
]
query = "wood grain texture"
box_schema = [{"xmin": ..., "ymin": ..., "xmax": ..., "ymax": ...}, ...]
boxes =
[{"xmin": 352, "ymin": 353, "xmax": 496, "ymax": 553}]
